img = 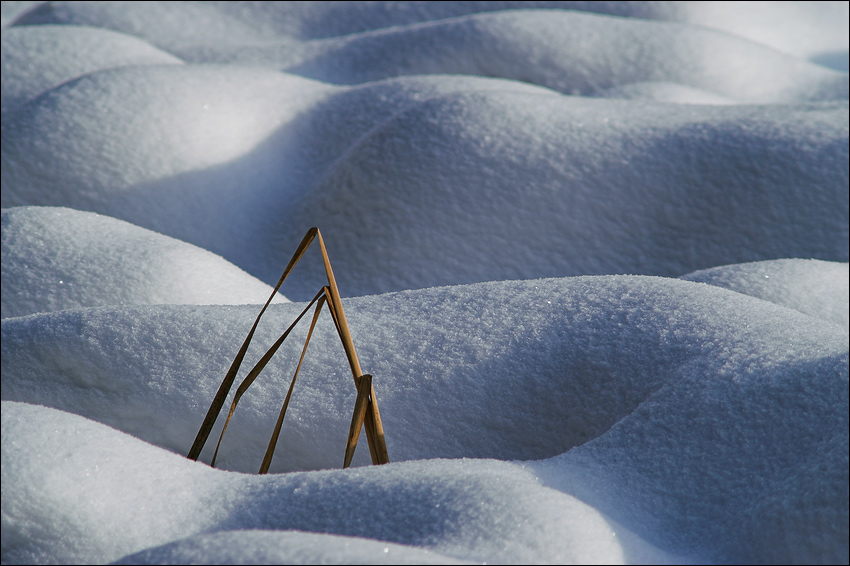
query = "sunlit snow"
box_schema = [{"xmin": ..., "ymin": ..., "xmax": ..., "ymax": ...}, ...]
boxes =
[{"xmin": 1, "ymin": 2, "xmax": 847, "ymax": 565}]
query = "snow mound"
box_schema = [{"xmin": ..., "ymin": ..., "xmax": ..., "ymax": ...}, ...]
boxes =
[
  {"xmin": 3, "ymin": 276, "xmax": 845, "ymax": 474},
  {"xmin": 1, "ymin": 64, "xmax": 332, "ymax": 260},
  {"xmin": 10, "ymin": 1, "xmax": 272, "ymax": 50},
  {"xmin": 0, "ymin": 23, "xmax": 182, "ymax": 113},
  {"xmin": 3, "ymin": 270, "xmax": 846, "ymax": 563},
  {"xmin": 2, "ymin": 401, "xmax": 681, "ymax": 565},
  {"xmin": 112, "ymin": 529, "xmax": 475, "ymax": 566},
  {"xmin": 681, "ymin": 258, "xmax": 849, "ymax": 328},
  {"xmin": 277, "ymin": 10, "xmax": 847, "ymax": 104},
  {"xmin": 1, "ymin": 206, "xmax": 287, "ymax": 319},
  {"xmin": 5, "ymin": 73, "xmax": 845, "ymax": 299},
  {"xmin": 2, "ymin": 2, "xmax": 848, "ymax": 564},
  {"xmin": 543, "ymin": 343, "xmax": 848, "ymax": 564},
  {"xmin": 2, "ymin": 14, "xmax": 846, "ymax": 299},
  {"xmin": 15, "ymin": 1, "xmax": 847, "ymax": 65},
  {"xmin": 273, "ymin": 95, "xmax": 848, "ymax": 299}
]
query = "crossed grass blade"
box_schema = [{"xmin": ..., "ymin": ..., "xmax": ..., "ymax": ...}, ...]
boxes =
[{"xmin": 187, "ymin": 227, "xmax": 389, "ymax": 472}]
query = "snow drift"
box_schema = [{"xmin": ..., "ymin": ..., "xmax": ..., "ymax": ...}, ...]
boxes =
[{"xmin": 1, "ymin": 1, "xmax": 847, "ymax": 564}]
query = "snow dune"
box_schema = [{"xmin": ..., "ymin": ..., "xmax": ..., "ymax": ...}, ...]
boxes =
[
  {"xmin": 3, "ymin": 275, "xmax": 846, "ymax": 564},
  {"xmin": 3, "ymin": 275, "xmax": 845, "ymax": 469},
  {"xmin": 1, "ymin": 206, "xmax": 287, "ymax": 319},
  {"xmin": 175, "ymin": 9, "xmax": 848, "ymax": 104},
  {"xmin": 275, "ymin": 94, "xmax": 847, "ymax": 298},
  {"xmin": 3, "ymin": 4, "xmax": 848, "ymax": 300},
  {"xmin": 3, "ymin": 75, "xmax": 846, "ymax": 297},
  {"xmin": 0, "ymin": 23, "xmax": 182, "ymax": 113},
  {"xmin": 3, "ymin": 400, "xmax": 682, "ymax": 565},
  {"xmin": 10, "ymin": 1, "xmax": 848, "ymax": 65},
  {"xmin": 1, "ymin": 1, "xmax": 847, "ymax": 565},
  {"xmin": 681, "ymin": 258, "xmax": 849, "ymax": 328}
]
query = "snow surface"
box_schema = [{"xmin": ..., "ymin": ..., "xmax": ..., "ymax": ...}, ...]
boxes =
[
  {"xmin": 0, "ymin": 23, "xmax": 183, "ymax": 113},
  {"xmin": 1, "ymin": 206, "xmax": 288, "ymax": 319},
  {"xmin": 1, "ymin": 2, "xmax": 848, "ymax": 565},
  {"xmin": 681, "ymin": 258, "xmax": 849, "ymax": 329}
]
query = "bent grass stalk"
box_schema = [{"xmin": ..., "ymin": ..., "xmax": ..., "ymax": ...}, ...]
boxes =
[{"xmin": 187, "ymin": 227, "xmax": 389, "ymax": 473}]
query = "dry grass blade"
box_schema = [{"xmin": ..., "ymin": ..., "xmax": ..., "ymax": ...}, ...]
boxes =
[
  {"xmin": 344, "ymin": 373, "xmax": 372, "ymax": 469},
  {"xmin": 187, "ymin": 227, "xmax": 389, "ymax": 472},
  {"xmin": 323, "ymin": 286, "xmax": 388, "ymax": 465},
  {"xmin": 258, "ymin": 294, "xmax": 327, "ymax": 474},
  {"xmin": 209, "ymin": 288, "xmax": 326, "ymax": 468},
  {"xmin": 187, "ymin": 229, "xmax": 319, "ymax": 461}
]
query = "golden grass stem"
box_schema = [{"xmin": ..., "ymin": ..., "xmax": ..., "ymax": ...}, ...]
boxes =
[
  {"xmin": 258, "ymin": 294, "xmax": 327, "ymax": 474},
  {"xmin": 187, "ymin": 227, "xmax": 389, "ymax": 471},
  {"xmin": 186, "ymin": 229, "xmax": 319, "ymax": 462},
  {"xmin": 344, "ymin": 374, "xmax": 372, "ymax": 468},
  {"xmin": 210, "ymin": 288, "xmax": 326, "ymax": 467}
]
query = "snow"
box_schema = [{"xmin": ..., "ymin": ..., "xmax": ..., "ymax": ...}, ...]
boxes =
[
  {"xmin": 3, "ymin": 278, "xmax": 847, "ymax": 564},
  {"xmin": 1, "ymin": 206, "xmax": 288, "ymax": 319},
  {"xmin": 114, "ymin": 530, "xmax": 477, "ymax": 565},
  {"xmin": 0, "ymin": 23, "xmax": 183, "ymax": 113},
  {"xmin": 4, "ymin": 400, "xmax": 689, "ymax": 565},
  {"xmin": 681, "ymin": 258, "xmax": 849, "ymax": 329},
  {"xmin": 4, "ymin": 73, "xmax": 846, "ymax": 298},
  {"xmin": 1, "ymin": 2, "xmax": 848, "ymax": 565}
]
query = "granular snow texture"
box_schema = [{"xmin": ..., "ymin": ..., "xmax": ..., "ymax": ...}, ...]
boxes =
[{"xmin": 1, "ymin": 2, "xmax": 847, "ymax": 565}]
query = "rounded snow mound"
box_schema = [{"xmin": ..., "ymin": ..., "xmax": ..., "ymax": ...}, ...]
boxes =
[
  {"xmin": 112, "ymin": 529, "xmax": 475, "ymax": 565},
  {"xmin": 681, "ymin": 258, "xmax": 849, "ymax": 328},
  {"xmin": 14, "ymin": 1, "xmax": 847, "ymax": 65},
  {"xmin": 0, "ymin": 400, "xmax": 712, "ymax": 565},
  {"xmin": 1, "ymin": 207, "xmax": 287, "ymax": 319},
  {"xmin": 0, "ymin": 24, "xmax": 183, "ymax": 113},
  {"xmin": 1, "ymin": 3, "xmax": 848, "ymax": 565},
  {"xmin": 0, "ymin": 64, "xmax": 332, "ymax": 259},
  {"xmin": 280, "ymin": 10, "xmax": 847, "ymax": 104},
  {"xmin": 3, "ymin": 276, "xmax": 845, "ymax": 474},
  {"xmin": 3, "ymin": 268, "xmax": 847, "ymax": 564},
  {"xmin": 273, "ymin": 93, "xmax": 848, "ymax": 299}
]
